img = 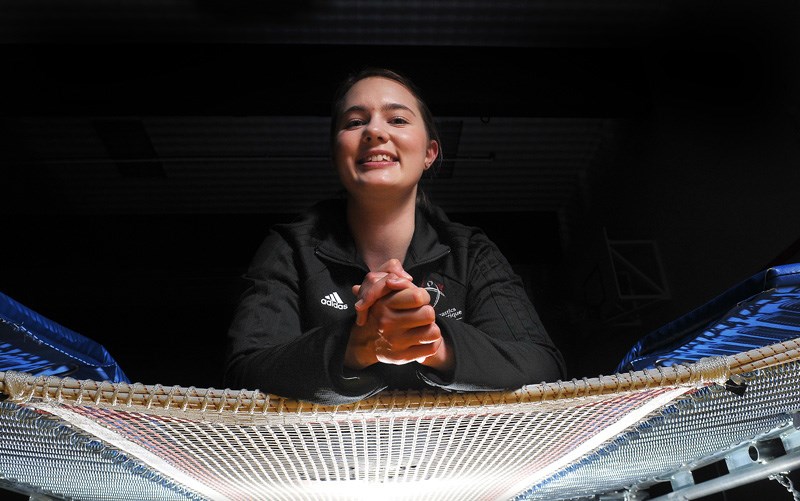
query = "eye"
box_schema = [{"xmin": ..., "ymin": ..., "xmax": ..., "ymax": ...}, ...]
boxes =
[
  {"xmin": 389, "ymin": 116, "xmax": 410, "ymax": 125},
  {"xmin": 344, "ymin": 118, "xmax": 366, "ymax": 128}
]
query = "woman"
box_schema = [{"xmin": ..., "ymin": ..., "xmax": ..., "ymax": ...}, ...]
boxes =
[{"xmin": 224, "ymin": 68, "xmax": 566, "ymax": 404}]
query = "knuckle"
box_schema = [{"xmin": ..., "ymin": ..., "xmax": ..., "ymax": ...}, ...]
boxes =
[
  {"xmin": 411, "ymin": 288, "xmax": 429, "ymax": 304},
  {"xmin": 421, "ymin": 305, "xmax": 436, "ymax": 322},
  {"xmin": 366, "ymin": 270, "xmax": 385, "ymax": 280}
]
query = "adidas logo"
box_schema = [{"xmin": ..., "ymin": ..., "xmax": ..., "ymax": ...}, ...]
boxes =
[{"xmin": 321, "ymin": 292, "xmax": 349, "ymax": 310}]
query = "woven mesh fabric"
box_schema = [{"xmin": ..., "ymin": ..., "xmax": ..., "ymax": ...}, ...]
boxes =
[
  {"xmin": 2, "ymin": 340, "xmax": 797, "ymax": 501},
  {"xmin": 41, "ymin": 386, "xmax": 688, "ymax": 500},
  {"xmin": 0, "ymin": 382, "xmax": 691, "ymax": 500},
  {"xmin": 0, "ymin": 401, "xmax": 204, "ymax": 501},
  {"xmin": 519, "ymin": 360, "xmax": 800, "ymax": 500}
]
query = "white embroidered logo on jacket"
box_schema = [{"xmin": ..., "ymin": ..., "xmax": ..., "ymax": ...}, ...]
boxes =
[{"xmin": 321, "ymin": 292, "xmax": 349, "ymax": 310}]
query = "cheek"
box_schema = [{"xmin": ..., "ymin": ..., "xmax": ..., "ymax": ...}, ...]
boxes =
[
  {"xmin": 333, "ymin": 137, "xmax": 354, "ymax": 166},
  {"xmin": 400, "ymin": 132, "xmax": 432, "ymax": 162},
  {"xmin": 332, "ymin": 139, "xmax": 361, "ymax": 186},
  {"xmin": 334, "ymin": 132, "xmax": 359, "ymax": 157}
]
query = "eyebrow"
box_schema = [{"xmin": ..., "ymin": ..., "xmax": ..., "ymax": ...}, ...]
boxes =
[{"xmin": 342, "ymin": 103, "xmax": 417, "ymax": 116}]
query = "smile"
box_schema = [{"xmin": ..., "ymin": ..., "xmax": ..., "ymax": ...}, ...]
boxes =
[{"xmin": 359, "ymin": 153, "xmax": 397, "ymax": 163}]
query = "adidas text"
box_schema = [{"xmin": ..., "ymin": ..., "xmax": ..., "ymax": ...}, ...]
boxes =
[{"xmin": 321, "ymin": 292, "xmax": 349, "ymax": 310}]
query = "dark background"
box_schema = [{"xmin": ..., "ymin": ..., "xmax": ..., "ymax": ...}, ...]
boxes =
[{"xmin": 2, "ymin": 1, "xmax": 800, "ymax": 499}]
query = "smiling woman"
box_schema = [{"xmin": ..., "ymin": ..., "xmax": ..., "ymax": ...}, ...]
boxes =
[
  {"xmin": 332, "ymin": 75, "xmax": 438, "ymax": 208},
  {"xmin": 222, "ymin": 67, "xmax": 566, "ymax": 405}
]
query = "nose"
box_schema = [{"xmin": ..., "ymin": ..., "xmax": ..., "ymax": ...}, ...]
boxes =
[{"xmin": 363, "ymin": 122, "xmax": 386, "ymax": 142}]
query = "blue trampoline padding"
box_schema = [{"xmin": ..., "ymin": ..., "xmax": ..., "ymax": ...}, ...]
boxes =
[
  {"xmin": 0, "ymin": 290, "xmax": 129, "ymax": 383},
  {"xmin": 617, "ymin": 262, "xmax": 800, "ymax": 372}
]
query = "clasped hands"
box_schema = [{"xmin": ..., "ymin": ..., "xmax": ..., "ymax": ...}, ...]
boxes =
[{"xmin": 344, "ymin": 259, "xmax": 452, "ymax": 372}]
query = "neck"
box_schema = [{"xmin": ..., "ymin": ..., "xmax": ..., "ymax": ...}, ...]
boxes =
[{"xmin": 347, "ymin": 191, "xmax": 418, "ymax": 271}]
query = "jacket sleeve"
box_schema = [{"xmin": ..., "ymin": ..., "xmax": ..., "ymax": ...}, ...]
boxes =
[
  {"xmin": 223, "ymin": 232, "xmax": 387, "ymax": 405},
  {"xmin": 418, "ymin": 232, "xmax": 567, "ymax": 392}
]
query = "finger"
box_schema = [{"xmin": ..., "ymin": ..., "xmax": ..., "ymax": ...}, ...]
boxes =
[
  {"xmin": 379, "ymin": 323, "xmax": 441, "ymax": 351},
  {"xmin": 344, "ymin": 323, "xmax": 381, "ymax": 369},
  {"xmin": 353, "ymin": 274, "xmax": 387, "ymax": 326},
  {"xmin": 378, "ymin": 258, "xmax": 413, "ymax": 281},
  {"xmin": 356, "ymin": 273, "xmax": 414, "ymax": 315},
  {"xmin": 354, "ymin": 272, "xmax": 389, "ymax": 310},
  {"xmin": 381, "ymin": 287, "xmax": 432, "ymax": 311},
  {"xmin": 352, "ymin": 284, "xmax": 364, "ymax": 324},
  {"xmin": 354, "ymin": 265, "xmax": 417, "ymax": 327},
  {"xmin": 373, "ymin": 305, "xmax": 437, "ymax": 344},
  {"xmin": 376, "ymin": 341, "xmax": 440, "ymax": 365},
  {"xmin": 355, "ymin": 308, "xmax": 368, "ymax": 327}
]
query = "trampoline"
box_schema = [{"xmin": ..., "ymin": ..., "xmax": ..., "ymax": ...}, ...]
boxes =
[{"xmin": 1, "ymin": 263, "xmax": 799, "ymax": 500}]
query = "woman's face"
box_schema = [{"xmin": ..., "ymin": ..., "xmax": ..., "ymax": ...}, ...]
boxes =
[{"xmin": 333, "ymin": 76, "xmax": 439, "ymax": 200}]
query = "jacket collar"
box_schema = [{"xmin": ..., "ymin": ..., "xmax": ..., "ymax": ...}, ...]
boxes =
[{"xmin": 313, "ymin": 198, "xmax": 450, "ymax": 272}]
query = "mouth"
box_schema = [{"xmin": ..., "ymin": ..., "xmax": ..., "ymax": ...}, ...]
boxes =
[{"xmin": 358, "ymin": 153, "xmax": 398, "ymax": 164}]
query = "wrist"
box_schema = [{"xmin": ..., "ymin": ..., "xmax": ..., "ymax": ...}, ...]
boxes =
[
  {"xmin": 420, "ymin": 338, "xmax": 454, "ymax": 373},
  {"xmin": 344, "ymin": 324, "xmax": 378, "ymax": 369}
]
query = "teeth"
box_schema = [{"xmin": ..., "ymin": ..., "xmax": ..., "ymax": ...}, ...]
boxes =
[{"xmin": 364, "ymin": 154, "xmax": 393, "ymax": 162}]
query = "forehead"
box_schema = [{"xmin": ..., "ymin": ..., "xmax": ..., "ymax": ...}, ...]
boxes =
[{"xmin": 342, "ymin": 76, "xmax": 419, "ymax": 111}]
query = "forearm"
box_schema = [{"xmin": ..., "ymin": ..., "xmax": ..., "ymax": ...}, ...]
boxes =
[
  {"xmin": 421, "ymin": 316, "xmax": 566, "ymax": 391},
  {"xmin": 418, "ymin": 333, "xmax": 454, "ymax": 373},
  {"xmin": 226, "ymin": 322, "xmax": 388, "ymax": 405}
]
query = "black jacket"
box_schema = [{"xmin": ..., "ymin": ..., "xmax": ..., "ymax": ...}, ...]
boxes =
[{"xmin": 224, "ymin": 198, "xmax": 566, "ymax": 405}]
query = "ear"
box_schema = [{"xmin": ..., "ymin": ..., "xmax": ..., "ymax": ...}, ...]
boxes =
[{"xmin": 424, "ymin": 139, "xmax": 440, "ymax": 170}]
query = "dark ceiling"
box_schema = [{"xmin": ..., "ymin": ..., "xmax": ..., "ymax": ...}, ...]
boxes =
[{"xmin": 2, "ymin": 0, "xmax": 793, "ymax": 218}]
